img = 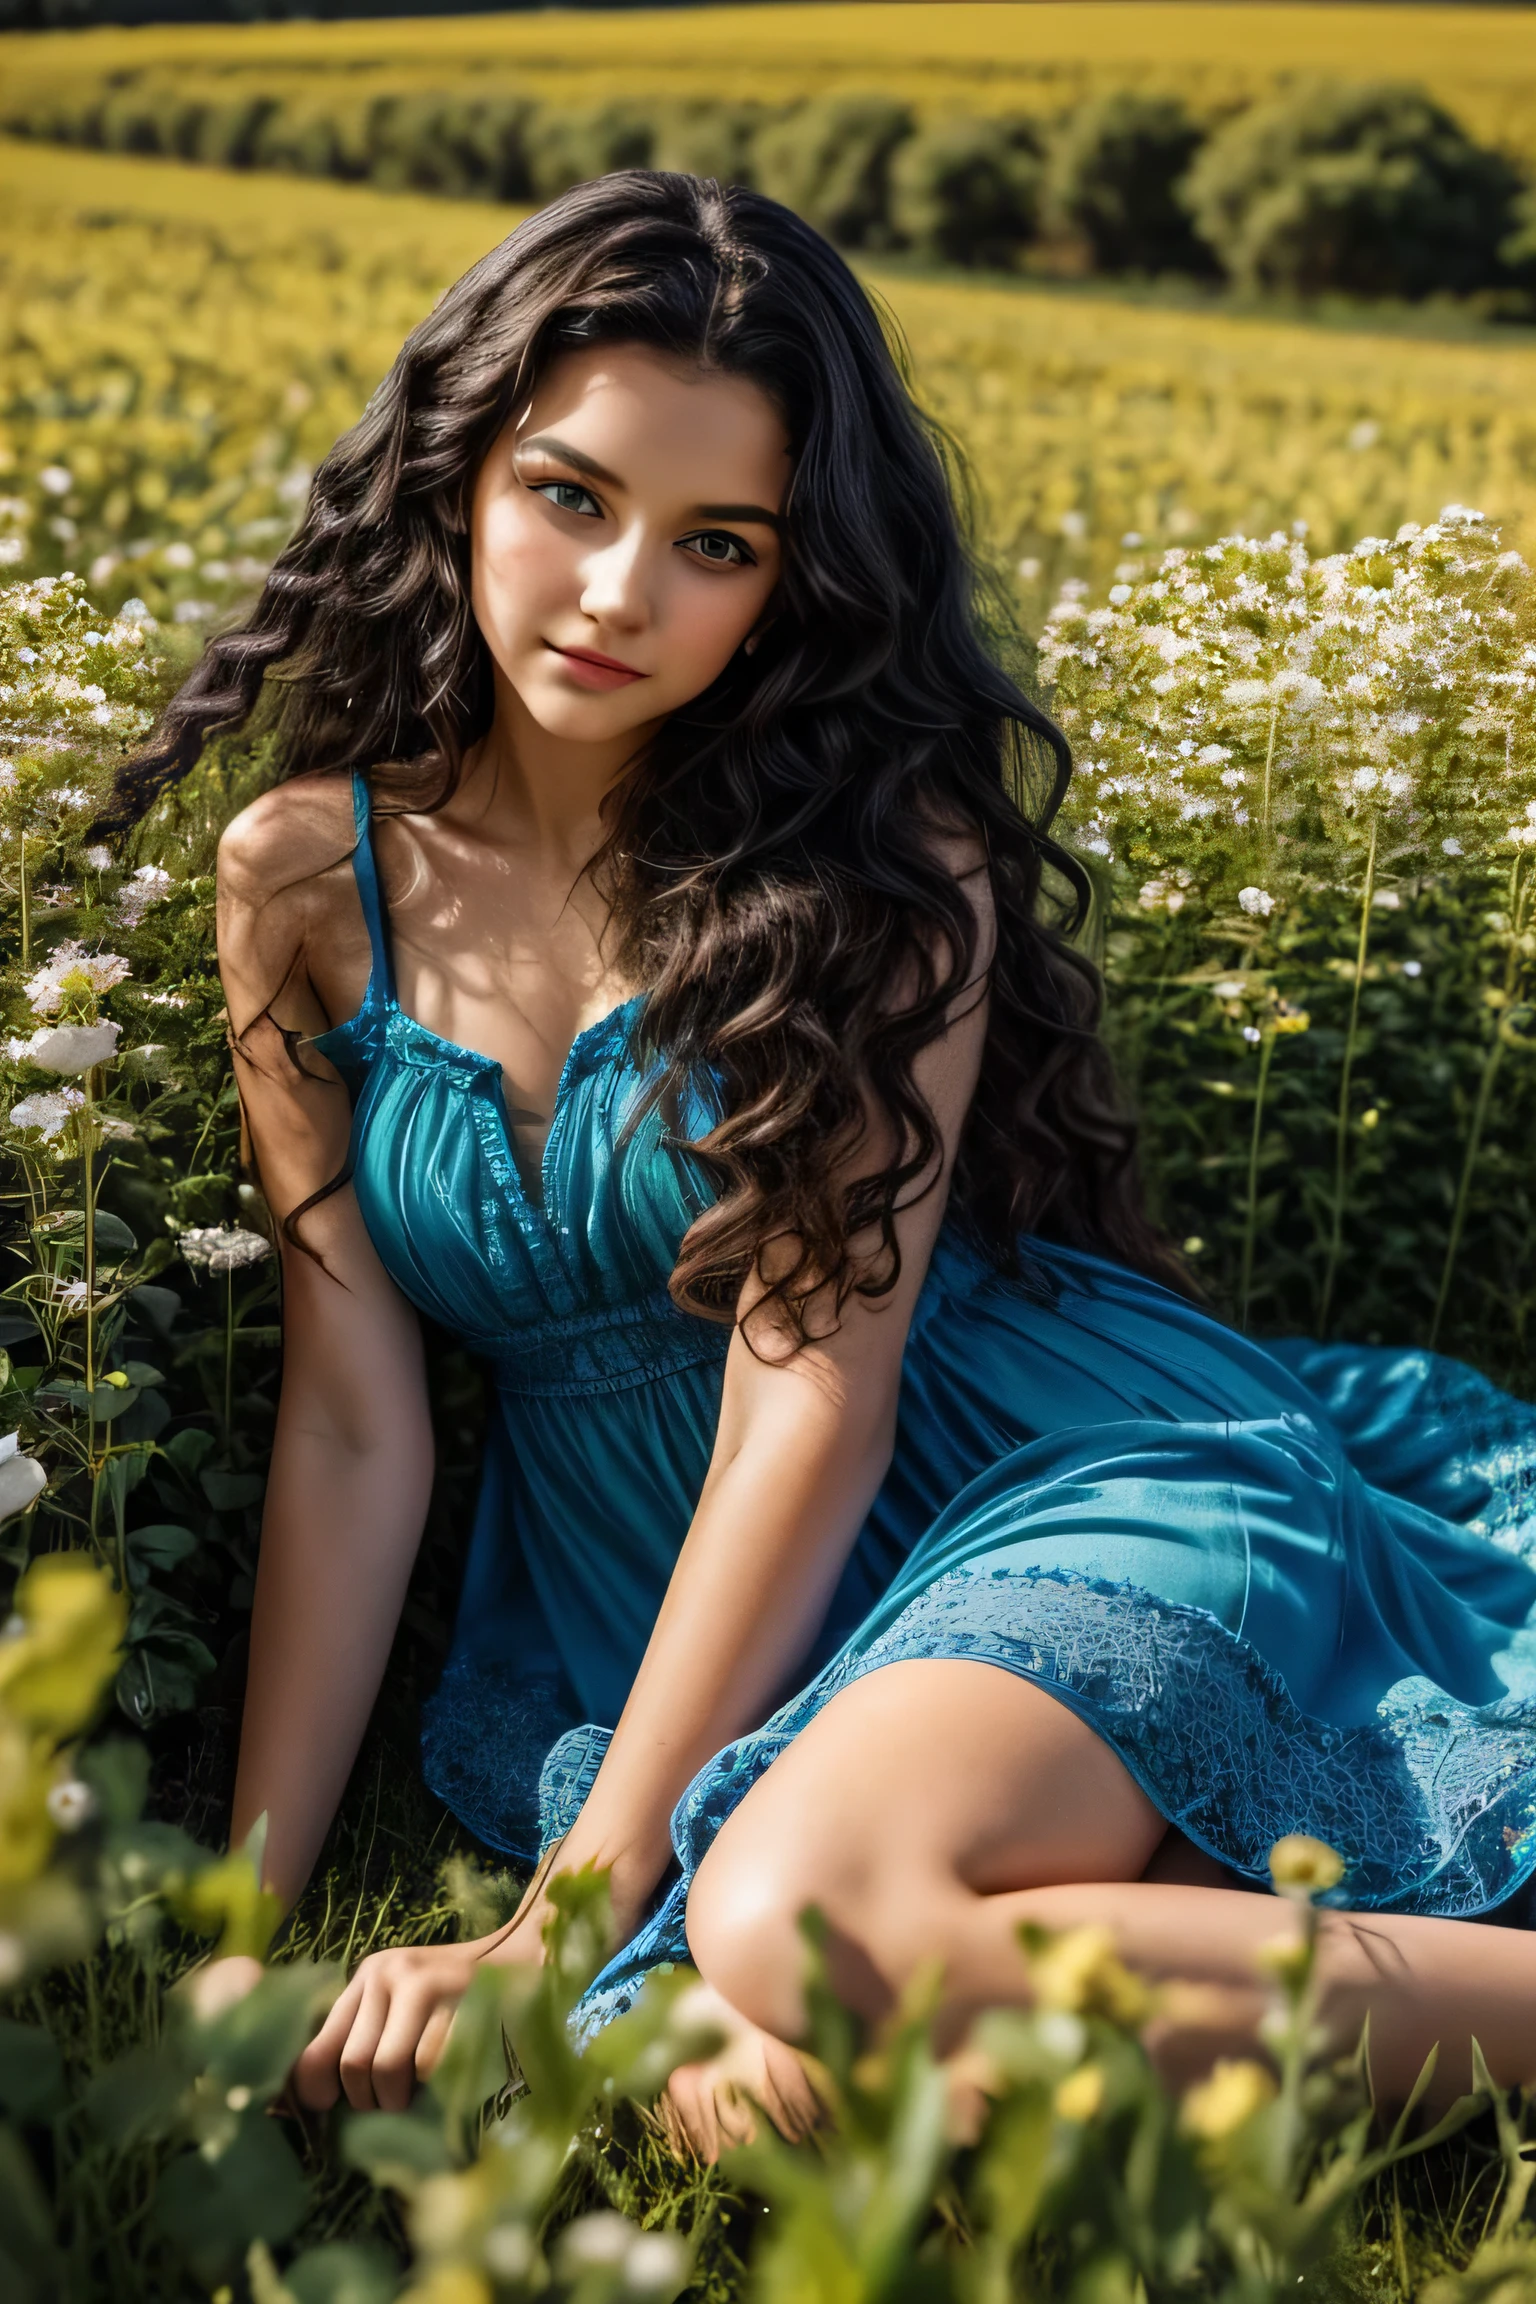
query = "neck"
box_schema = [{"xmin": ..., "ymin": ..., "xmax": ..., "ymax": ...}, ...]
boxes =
[{"xmin": 456, "ymin": 664, "xmax": 661, "ymax": 866}]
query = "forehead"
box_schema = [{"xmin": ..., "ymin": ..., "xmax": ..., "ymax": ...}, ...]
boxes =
[{"xmin": 517, "ymin": 342, "xmax": 790, "ymax": 498}]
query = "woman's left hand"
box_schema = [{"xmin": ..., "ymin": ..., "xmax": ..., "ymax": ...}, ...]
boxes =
[{"xmin": 657, "ymin": 1982, "xmax": 826, "ymax": 2162}]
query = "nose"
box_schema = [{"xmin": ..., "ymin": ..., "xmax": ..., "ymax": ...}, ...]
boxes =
[{"xmin": 577, "ymin": 523, "xmax": 653, "ymax": 636}]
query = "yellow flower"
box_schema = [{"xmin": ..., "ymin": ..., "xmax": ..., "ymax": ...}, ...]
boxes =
[
  {"xmin": 1180, "ymin": 2057, "xmax": 1277, "ymax": 2139},
  {"xmin": 1253, "ymin": 1931, "xmax": 1311, "ymax": 1990},
  {"xmin": 1271, "ymin": 1006, "xmax": 1311, "ymax": 1034},
  {"xmin": 0, "ymin": 1553, "xmax": 125, "ymax": 1739},
  {"xmin": 399, "ymin": 2272, "xmax": 493, "ymax": 2304},
  {"xmin": 1054, "ymin": 2063, "xmax": 1106, "ymax": 2123},
  {"xmin": 1025, "ymin": 1923, "xmax": 1153, "ymax": 2028},
  {"xmin": 1268, "ymin": 1834, "xmax": 1345, "ymax": 1899}
]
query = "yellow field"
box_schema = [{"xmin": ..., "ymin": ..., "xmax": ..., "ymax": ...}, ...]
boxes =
[
  {"xmin": 3, "ymin": 137, "xmax": 1535, "ymax": 624},
  {"xmin": 0, "ymin": 4, "xmax": 1530, "ymax": 159}
]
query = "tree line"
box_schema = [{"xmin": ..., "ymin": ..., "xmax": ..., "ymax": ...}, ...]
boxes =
[{"xmin": 5, "ymin": 76, "xmax": 1534, "ymax": 303}]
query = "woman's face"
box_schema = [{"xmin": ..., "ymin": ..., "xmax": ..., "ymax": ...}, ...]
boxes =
[{"xmin": 471, "ymin": 341, "xmax": 791, "ymax": 752}]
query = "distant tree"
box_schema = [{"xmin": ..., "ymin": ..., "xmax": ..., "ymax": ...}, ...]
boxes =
[
  {"xmin": 887, "ymin": 113, "xmax": 1042, "ymax": 267},
  {"xmin": 1181, "ymin": 80, "xmax": 1523, "ymax": 298},
  {"xmin": 650, "ymin": 101, "xmax": 765, "ymax": 188},
  {"xmin": 1044, "ymin": 91, "xmax": 1213, "ymax": 275},
  {"xmin": 752, "ymin": 94, "xmax": 913, "ymax": 250},
  {"xmin": 522, "ymin": 103, "xmax": 653, "ymax": 204}
]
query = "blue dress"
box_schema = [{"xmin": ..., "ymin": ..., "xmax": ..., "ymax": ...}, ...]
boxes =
[{"xmin": 315, "ymin": 776, "xmax": 1536, "ymax": 2025}]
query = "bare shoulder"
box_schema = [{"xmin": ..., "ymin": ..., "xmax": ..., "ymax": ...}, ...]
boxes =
[
  {"xmin": 921, "ymin": 818, "xmax": 996, "ymax": 965},
  {"xmin": 217, "ymin": 773, "xmax": 358, "ymax": 913}
]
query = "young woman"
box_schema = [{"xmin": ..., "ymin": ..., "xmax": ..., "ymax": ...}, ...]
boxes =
[{"xmin": 116, "ymin": 172, "xmax": 1536, "ymax": 2159}]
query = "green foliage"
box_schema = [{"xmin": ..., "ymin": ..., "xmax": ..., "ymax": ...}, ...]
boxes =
[
  {"xmin": 753, "ymin": 95, "xmax": 915, "ymax": 252},
  {"xmin": 524, "ymin": 105, "xmax": 656, "ymax": 205},
  {"xmin": 1043, "ymin": 92, "xmax": 1212, "ymax": 277},
  {"xmin": 887, "ymin": 115, "xmax": 1042, "ymax": 269},
  {"xmin": 650, "ymin": 104, "xmax": 766, "ymax": 191},
  {"xmin": 6, "ymin": 62, "xmax": 1536, "ymax": 300},
  {"xmin": 1181, "ymin": 80, "xmax": 1524, "ymax": 299}
]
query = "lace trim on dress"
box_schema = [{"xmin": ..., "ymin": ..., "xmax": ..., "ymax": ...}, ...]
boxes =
[{"xmin": 568, "ymin": 1561, "xmax": 1536, "ymax": 2038}]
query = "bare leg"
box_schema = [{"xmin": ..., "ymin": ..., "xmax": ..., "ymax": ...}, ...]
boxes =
[{"xmin": 684, "ymin": 1660, "xmax": 1536, "ymax": 2110}]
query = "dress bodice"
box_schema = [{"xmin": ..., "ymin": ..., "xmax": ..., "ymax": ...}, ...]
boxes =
[{"xmin": 312, "ymin": 774, "xmax": 729, "ymax": 1399}]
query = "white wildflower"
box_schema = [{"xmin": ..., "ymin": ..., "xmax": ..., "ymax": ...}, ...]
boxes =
[
  {"xmin": 117, "ymin": 864, "xmax": 173, "ymax": 928},
  {"xmin": 24, "ymin": 942, "xmax": 130, "ymax": 1016},
  {"xmin": 1138, "ymin": 878, "xmax": 1186, "ymax": 915},
  {"xmin": 46, "ymin": 1778, "xmax": 96, "ymax": 1831},
  {"xmin": 178, "ymin": 1226, "xmax": 273, "ymax": 1275},
  {"xmin": 83, "ymin": 844, "xmax": 112, "ymax": 870},
  {"xmin": 0, "ymin": 1431, "xmax": 47, "ymax": 1523},
  {"xmin": 1238, "ymin": 887, "xmax": 1276, "ymax": 917},
  {"xmin": 558, "ymin": 2215, "xmax": 636, "ymax": 2272},
  {"xmin": 10, "ymin": 1088, "xmax": 83, "ymax": 1141},
  {"xmin": 37, "ymin": 466, "xmax": 72, "ymax": 497},
  {"xmin": 24, "ymin": 1021, "xmax": 120, "ymax": 1075}
]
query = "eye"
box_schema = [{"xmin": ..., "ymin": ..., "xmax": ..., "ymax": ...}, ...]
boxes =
[
  {"xmin": 533, "ymin": 480, "xmax": 601, "ymax": 518},
  {"xmin": 682, "ymin": 530, "xmax": 754, "ymax": 569}
]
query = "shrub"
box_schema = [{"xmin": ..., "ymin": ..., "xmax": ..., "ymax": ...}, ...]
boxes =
[
  {"xmin": 650, "ymin": 99, "xmax": 765, "ymax": 187},
  {"xmin": 1181, "ymin": 79, "xmax": 1524, "ymax": 298},
  {"xmin": 367, "ymin": 94, "xmax": 534, "ymax": 201},
  {"xmin": 193, "ymin": 95, "xmax": 279, "ymax": 173},
  {"xmin": 523, "ymin": 102, "xmax": 653, "ymax": 204},
  {"xmin": 1045, "ymin": 91, "xmax": 1213, "ymax": 275},
  {"xmin": 888, "ymin": 112, "xmax": 1042, "ymax": 266},
  {"xmin": 251, "ymin": 99, "xmax": 363, "ymax": 185},
  {"xmin": 753, "ymin": 93, "xmax": 914, "ymax": 249}
]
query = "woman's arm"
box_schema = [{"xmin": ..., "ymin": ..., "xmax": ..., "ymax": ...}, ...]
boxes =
[
  {"xmin": 514, "ymin": 871, "xmax": 995, "ymax": 1938},
  {"xmin": 217, "ymin": 787, "xmax": 435, "ymax": 1912}
]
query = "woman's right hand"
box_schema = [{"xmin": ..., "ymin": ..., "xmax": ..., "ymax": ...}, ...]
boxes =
[{"xmin": 293, "ymin": 1934, "xmax": 512, "ymax": 2112}]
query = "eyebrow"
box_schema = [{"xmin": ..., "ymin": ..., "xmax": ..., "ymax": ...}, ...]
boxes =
[{"xmin": 517, "ymin": 433, "xmax": 785, "ymax": 533}]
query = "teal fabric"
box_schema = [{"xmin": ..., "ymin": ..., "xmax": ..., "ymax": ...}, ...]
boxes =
[{"xmin": 315, "ymin": 773, "xmax": 1536, "ymax": 2029}]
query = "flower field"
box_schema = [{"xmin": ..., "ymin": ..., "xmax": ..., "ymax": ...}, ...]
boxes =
[
  {"xmin": 2, "ymin": 119, "xmax": 1536, "ymax": 2304},
  {"xmin": 6, "ymin": 140, "xmax": 1536, "ymax": 628}
]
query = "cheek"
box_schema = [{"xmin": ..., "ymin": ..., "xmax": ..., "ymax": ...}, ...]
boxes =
[
  {"xmin": 663, "ymin": 573, "xmax": 773, "ymax": 685},
  {"xmin": 473, "ymin": 498, "xmax": 570, "ymax": 634}
]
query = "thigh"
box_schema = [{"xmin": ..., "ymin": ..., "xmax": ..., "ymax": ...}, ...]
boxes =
[{"xmin": 694, "ymin": 1658, "xmax": 1165, "ymax": 1916}]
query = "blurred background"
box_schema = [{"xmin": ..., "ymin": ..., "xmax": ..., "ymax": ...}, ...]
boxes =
[{"xmin": 0, "ymin": 0, "xmax": 1533, "ymax": 636}]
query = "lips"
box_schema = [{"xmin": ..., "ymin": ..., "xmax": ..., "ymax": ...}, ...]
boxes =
[{"xmin": 547, "ymin": 642, "xmax": 646, "ymax": 692}]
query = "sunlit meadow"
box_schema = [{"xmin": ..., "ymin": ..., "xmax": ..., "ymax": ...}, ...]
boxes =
[{"xmin": 1, "ymin": 130, "xmax": 1536, "ymax": 2304}]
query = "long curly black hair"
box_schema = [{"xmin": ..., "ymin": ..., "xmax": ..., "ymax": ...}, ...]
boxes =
[{"xmin": 106, "ymin": 169, "xmax": 1183, "ymax": 1331}]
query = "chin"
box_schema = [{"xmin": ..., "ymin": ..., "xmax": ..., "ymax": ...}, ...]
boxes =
[{"xmin": 520, "ymin": 686, "xmax": 657, "ymax": 743}]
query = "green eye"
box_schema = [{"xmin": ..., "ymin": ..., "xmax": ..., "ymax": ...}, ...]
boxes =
[{"xmin": 535, "ymin": 481, "xmax": 599, "ymax": 517}]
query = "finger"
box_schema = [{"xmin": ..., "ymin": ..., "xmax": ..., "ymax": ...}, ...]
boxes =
[
  {"xmin": 372, "ymin": 1987, "xmax": 442, "ymax": 2114},
  {"xmin": 293, "ymin": 1974, "xmax": 367, "ymax": 2110},
  {"xmin": 714, "ymin": 2076, "xmax": 759, "ymax": 2152},
  {"xmin": 337, "ymin": 1981, "xmax": 392, "ymax": 2113},
  {"xmin": 665, "ymin": 2068, "xmax": 716, "ymax": 2164},
  {"xmin": 416, "ymin": 1998, "xmax": 457, "ymax": 2082}
]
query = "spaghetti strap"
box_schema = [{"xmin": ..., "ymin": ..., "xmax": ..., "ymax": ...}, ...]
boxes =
[{"xmin": 348, "ymin": 771, "xmax": 395, "ymax": 1003}]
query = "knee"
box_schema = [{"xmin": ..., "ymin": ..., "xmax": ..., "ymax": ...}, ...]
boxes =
[
  {"xmin": 686, "ymin": 1829, "xmax": 962, "ymax": 2040},
  {"xmin": 686, "ymin": 1836, "xmax": 820, "ymax": 2039}
]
